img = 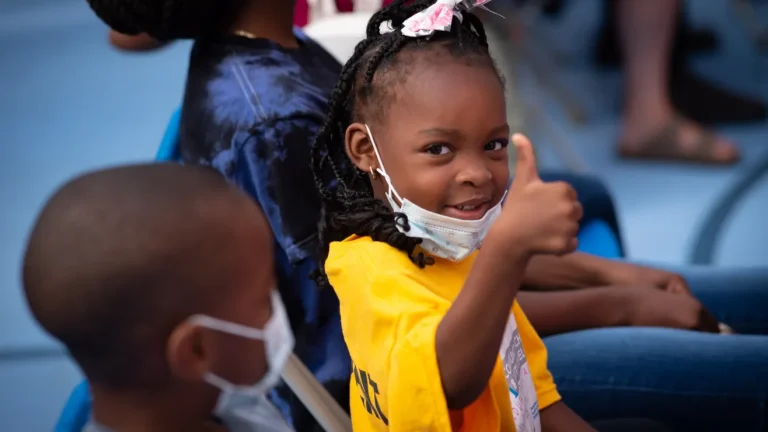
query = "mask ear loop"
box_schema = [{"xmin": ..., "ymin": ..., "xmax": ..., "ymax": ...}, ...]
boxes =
[
  {"xmin": 190, "ymin": 315, "xmax": 269, "ymax": 397},
  {"xmin": 187, "ymin": 315, "xmax": 267, "ymax": 340},
  {"xmin": 187, "ymin": 291, "xmax": 288, "ymax": 342},
  {"xmin": 365, "ymin": 124, "xmax": 404, "ymax": 206}
]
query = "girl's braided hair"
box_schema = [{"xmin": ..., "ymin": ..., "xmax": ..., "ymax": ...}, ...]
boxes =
[
  {"xmin": 310, "ymin": 0, "xmax": 502, "ymax": 286},
  {"xmin": 86, "ymin": 0, "xmax": 246, "ymax": 40}
]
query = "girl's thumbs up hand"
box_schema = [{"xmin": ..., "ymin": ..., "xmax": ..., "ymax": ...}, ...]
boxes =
[{"xmin": 492, "ymin": 134, "xmax": 583, "ymax": 256}]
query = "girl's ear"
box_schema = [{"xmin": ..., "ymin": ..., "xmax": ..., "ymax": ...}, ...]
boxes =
[{"xmin": 345, "ymin": 122, "xmax": 380, "ymax": 173}]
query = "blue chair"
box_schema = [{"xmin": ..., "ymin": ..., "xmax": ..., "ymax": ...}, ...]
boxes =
[
  {"xmin": 54, "ymin": 381, "xmax": 91, "ymax": 432},
  {"xmin": 577, "ymin": 220, "xmax": 624, "ymax": 260},
  {"xmin": 156, "ymin": 108, "xmax": 182, "ymax": 162},
  {"xmin": 53, "ymin": 108, "xmax": 182, "ymax": 432}
]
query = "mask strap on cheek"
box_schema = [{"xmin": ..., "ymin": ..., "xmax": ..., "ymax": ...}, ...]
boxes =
[
  {"xmin": 364, "ymin": 124, "xmax": 403, "ymax": 206},
  {"xmin": 187, "ymin": 315, "xmax": 267, "ymax": 341},
  {"xmin": 499, "ymin": 190, "xmax": 509, "ymax": 206},
  {"xmin": 204, "ymin": 372, "xmax": 237, "ymax": 392}
]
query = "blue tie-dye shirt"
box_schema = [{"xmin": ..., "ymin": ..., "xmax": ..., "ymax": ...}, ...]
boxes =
[{"xmin": 178, "ymin": 29, "xmax": 350, "ymax": 428}]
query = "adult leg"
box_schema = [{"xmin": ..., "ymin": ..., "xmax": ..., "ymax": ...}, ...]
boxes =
[
  {"xmin": 591, "ymin": 419, "xmax": 672, "ymax": 432},
  {"xmin": 594, "ymin": 0, "xmax": 718, "ymax": 68},
  {"xmin": 545, "ymin": 327, "xmax": 768, "ymax": 431},
  {"xmin": 617, "ymin": 0, "xmax": 737, "ymax": 164}
]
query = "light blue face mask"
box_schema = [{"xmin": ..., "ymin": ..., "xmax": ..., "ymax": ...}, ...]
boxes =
[
  {"xmin": 189, "ymin": 290, "xmax": 295, "ymax": 432},
  {"xmin": 86, "ymin": 397, "xmax": 292, "ymax": 432},
  {"xmin": 86, "ymin": 292, "xmax": 295, "ymax": 432},
  {"xmin": 366, "ymin": 124, "xmax": 506, "ymax": 261}
]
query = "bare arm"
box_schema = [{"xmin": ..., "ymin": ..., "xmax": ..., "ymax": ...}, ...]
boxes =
[
  {"xmin": 435, "ymin": 134, "xmax": 581, "ymax": 409},
  {"xmin": 523, "ymin": 252, "xmax": 637, "ymax": 290},
  {"xmin": 517, "ymin": 288, "xmax": 628, "ymax": 337},
  {"xmin": 541, "ymin": 402, "xmax": 597, "ymax": 432},
  {"xmin": 436, "ymin": 235, "xmax": 530, "ymax": 409}
]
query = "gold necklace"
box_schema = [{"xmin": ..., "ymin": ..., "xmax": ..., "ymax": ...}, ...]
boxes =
[{"xmin": 233, "ymin": 29, "xmax": 259, "ymax": 39}]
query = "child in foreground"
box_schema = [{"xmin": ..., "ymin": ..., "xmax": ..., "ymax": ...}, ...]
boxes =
[
  {"xmin": 310, "ymin": 1, "xmax": 670, "ymax": 431},
  {"xmin": 23, "ymin": 164, "xmax": 294, "ymax": 432}
]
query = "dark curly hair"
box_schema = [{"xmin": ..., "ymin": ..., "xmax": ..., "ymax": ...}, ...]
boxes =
[
  {"xmin": 85, "ymin": 0, "xmax": 246, "ymax": 40},
  {"xmin": 311, "ymin": 0, "xmax": 503, "ymax": 286}
]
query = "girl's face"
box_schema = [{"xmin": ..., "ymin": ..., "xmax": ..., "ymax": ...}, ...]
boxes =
[{"xmin": 345, "ymin": 58, "xmax": 509, "ymax": 220}]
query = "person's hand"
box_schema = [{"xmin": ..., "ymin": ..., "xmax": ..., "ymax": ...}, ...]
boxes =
[
  {"xmin": 492, "ymin": 134, "xmax": 583, "ymax": 256},
  {"xmin": 108, "ymin": 30, "xmax": 169, "ymax": 52},
  {"xmin": 620, "ymin": 285, "xmax": 719, "ymax": 332},
  {"xmin": 604, "ymin": 262, "xmax": 691, "ymax": 294}
]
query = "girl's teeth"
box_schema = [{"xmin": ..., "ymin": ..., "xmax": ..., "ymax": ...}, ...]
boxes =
[{"xmin": 457, "ymin": 205, "xmax": 478, "ymax": 211}]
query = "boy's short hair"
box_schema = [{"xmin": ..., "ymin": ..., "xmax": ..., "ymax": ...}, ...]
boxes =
[
  {"xmin": 86, "ymin": 0, "xmax": 246, "ymax": 40},
  {"xmin": 23, "ymin": 163, "xmax": 269, "ymax": 389}
]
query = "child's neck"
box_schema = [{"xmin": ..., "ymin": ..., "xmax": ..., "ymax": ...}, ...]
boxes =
[
  {"xmin": 228, "ymin": 1, "xmax": 299, "ymax": 49},
  {"xmin": 91, "ymin": 386, "xmax": 219, "ymax": 432}
]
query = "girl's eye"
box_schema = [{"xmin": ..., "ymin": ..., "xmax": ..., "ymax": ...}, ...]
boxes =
[
  {"xmin": 484, "ymin": 139, "xmax": 509, "ymax": 152},
  {"xmin": 425, "ymin": 144, "xmax": 451, "ymax": 155}
]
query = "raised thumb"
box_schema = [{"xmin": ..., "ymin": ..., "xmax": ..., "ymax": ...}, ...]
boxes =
[{"xmin": 512, "ymin": 133, "xmax": 539, "ymax": 185}]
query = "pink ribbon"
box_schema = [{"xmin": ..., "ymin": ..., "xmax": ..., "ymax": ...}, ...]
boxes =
[{"xmin": 401, "ymin": 0, "xmax": 498, "ymax": 37}]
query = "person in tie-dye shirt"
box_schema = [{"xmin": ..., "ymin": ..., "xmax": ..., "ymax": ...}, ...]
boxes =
[{"xmin": 88, "ymin": 1, "xmax": 347, "ymax": 431}]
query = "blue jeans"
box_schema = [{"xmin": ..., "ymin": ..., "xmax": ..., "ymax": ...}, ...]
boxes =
[
  {"xmin": 545, "ymin": 267, "xmax": 768, "ymax": 432},
  {"xmin": 540, "ymin": 172, "xmax": 768, "ymax": 430}
]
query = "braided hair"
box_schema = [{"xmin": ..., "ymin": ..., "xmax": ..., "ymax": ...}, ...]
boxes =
[
  {"xmin": 86, "ymin": 0, "xmax": 246, "ymax": 40},
  {"xmin": 311, "ymin": 0, "xmax": 502, "ymax": 285}
]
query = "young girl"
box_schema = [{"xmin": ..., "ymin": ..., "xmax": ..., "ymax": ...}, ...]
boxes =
[{"xmin": 310, "ymin": 1, "xmax": 597, "ymax": 430}]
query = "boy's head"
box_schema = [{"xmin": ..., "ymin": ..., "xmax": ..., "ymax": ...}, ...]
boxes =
[
  {"xmin": 23, "ymin": 164, "xmax": 290, "ymax": 426},
  {"xmin": 311, "ymin": 0, "xmax": 508, "ymax": 268},
  {"xmin": 85, "ymin": 0, "xmax": 248, "ymax": 40}
]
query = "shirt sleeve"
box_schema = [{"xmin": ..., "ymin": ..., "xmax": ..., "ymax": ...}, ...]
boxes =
[
  {"xmin": 341, "ymin": 270, "xmax": 454, "ymax": 431},
  {"xmin": 228, "ymin": 117, "xmax": 324, "ymax": 264},
  {"xmin": 388, "ymin": 312, "xmax": 453, "ymax": 431},
  {"xmin": 512, "ymin": 302, "xmax": 562, "ymax": 410}
]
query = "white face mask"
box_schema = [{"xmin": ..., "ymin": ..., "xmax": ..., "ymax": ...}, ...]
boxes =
[
  {"xmin": 366, "ymin": 124, "xmax": 505, "ymax": 261},
  {"xmin": 213, "ymin": 394, "xmax": 294, "ymax": 432},
  {"xmin": 187, "ymin": 290, "xmax": 295, "ymax": 432}
]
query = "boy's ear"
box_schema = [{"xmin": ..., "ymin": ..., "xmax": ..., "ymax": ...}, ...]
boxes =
[
  {"xmin": 166, "ymin": 322, "xmax": 211, "ymax": 382},
  {"xmin": 345, "ymin": 122, "xmax": 380, "ymax": 174}
]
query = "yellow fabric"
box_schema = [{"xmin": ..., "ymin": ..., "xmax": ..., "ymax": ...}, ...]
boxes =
[{"xmin": 325, "ymin": 235, "xmax": 561, "ymax": 431}]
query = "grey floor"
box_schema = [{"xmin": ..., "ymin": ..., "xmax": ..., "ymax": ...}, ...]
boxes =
[{"xmin": 1, "ymin": 0, "xmax": 766, "ymax": 430}]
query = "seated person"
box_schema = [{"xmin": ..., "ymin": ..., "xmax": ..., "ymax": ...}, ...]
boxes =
[
  {"xmin": 86, "ymin": 0, "xmax": 349, "ymax": 429},
  {"xmin": 23, "ymin": 164, "xmax": 295, "ymax": 432},
  {"xmin": 519, "ymin": 261, "xmax": 768, "ymax": 431},
  {"xmin": 310, "ymin": 2, "xmax": 669, "ymax": 430}
]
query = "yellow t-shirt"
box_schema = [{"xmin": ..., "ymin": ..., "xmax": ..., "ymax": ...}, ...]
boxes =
[{"xmin": 325, "ymin": 235, "xmax": 561, "ymax": 431}]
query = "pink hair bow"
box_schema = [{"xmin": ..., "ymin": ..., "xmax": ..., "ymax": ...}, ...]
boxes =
[{"xmin": 401, "ymin": 0, "xmax": 497, "ymax": 37}]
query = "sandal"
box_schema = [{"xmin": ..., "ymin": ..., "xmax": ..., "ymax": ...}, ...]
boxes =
[{"xmin": 618, "ymin": 115, "xmax": 740, "ymax": 165}]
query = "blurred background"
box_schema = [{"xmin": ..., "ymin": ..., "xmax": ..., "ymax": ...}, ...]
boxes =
[{"xmin": 1, "ymin": 0, "xmax": 767, "ymax": 429}]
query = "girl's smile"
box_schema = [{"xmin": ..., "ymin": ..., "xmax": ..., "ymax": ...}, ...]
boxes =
[{"xmin": 443, "ymin": 197, "xmax": 493, "ymax": 220}]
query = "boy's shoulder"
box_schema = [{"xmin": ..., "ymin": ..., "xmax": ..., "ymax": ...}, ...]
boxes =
[{"xmin": 183, "ymin": 29, "xmax": 342, "ymax": 127}]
